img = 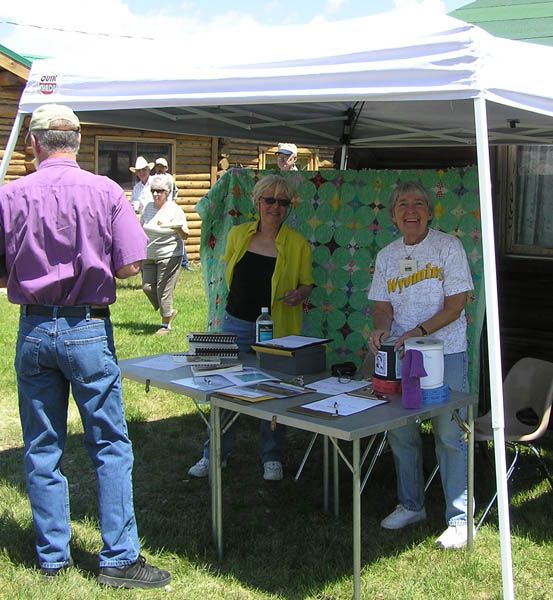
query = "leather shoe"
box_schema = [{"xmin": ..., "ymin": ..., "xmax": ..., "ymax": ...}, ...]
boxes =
[
  {"xmin": 97, "ymin": 555, "xmax": 171, "ymax": 589},
  {"xmin": 40, "ymin": 558, "xmax": 73, "ymax": 579}
]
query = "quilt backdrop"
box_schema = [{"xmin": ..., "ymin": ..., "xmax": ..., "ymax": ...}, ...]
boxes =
[{"xmin": 196, "ymin": 167, "xmax": 484, "ymax": 392}]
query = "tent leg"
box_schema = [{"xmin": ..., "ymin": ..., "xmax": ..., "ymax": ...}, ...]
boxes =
[
  {"xmin": 473, "ymin": 95, "xmax": 515, "ymax": 600},
  {"xmin": 339, "ymin": 144, "xmax": 348, "ymax": 169},
  {"xmin": 0, "ymin": 112, "xmax": 26, "ymax": 185}
]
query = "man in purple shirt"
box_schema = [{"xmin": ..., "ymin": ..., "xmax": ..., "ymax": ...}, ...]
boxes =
[{"xmin": 0, "ymin": 104, "xmax": 171, "ymax": 589}]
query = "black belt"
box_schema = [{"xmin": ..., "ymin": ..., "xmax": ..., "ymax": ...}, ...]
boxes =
[{"xmin": 21, "ymin": 305, "xmax": 110, "ymax": 319}]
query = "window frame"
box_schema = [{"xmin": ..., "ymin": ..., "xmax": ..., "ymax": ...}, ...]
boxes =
[
  {"xmin": 258, "ymin": 145, "xmax": 319, "ymax": 171},
  {"xmin": 499, "ymin": 144, "xmax": 553, "ymax": 259},
  {"xmin": 95, "ymin": 136, "xmax": 177, "ymax": 192}
]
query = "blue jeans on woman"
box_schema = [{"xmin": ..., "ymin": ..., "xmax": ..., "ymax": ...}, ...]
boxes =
[
  {"xmin": 202, "ymin": 311, "xmax": 285, "ymax": 464},
  {"xmin": 15, "ymin": 313, "xmax": 140, "ymax": 569},
  {"xmin": 387, "ymin": 352, "xmax": 469, "ymax": 526}
]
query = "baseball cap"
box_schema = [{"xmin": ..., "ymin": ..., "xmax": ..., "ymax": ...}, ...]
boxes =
[
  {"xmin": 29, "ymin": 104, "xmax": 80, "ymax": 132},
  {"xmin": 155, "ymin": 157, "xmax": 169, "ymax": 168},
  {"xmin": 276, "ymin": 142, "xmax": 298, "ymax": 156}
]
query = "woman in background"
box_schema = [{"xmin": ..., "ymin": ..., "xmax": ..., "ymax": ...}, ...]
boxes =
[
  {"xmin": 141, "ymin": 174, "xmax": 188, "ymax": 335},
  {"xmin": 188, "ymin": 174, "xmax": 313, "ymax": 481}
]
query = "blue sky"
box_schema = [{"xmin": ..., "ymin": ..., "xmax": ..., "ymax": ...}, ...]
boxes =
[{"xmin": 0, "ymin": 0, "xmax": 471, "ymax": 59}]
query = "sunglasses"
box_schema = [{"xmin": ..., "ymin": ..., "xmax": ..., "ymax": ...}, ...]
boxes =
[
  {"xmin": 260, "ymin": 196, "xmax": 292, "ymax": 208},
  {"xmin": 151, "ymin": 189, "xmax": 168, "ymax": 194}
]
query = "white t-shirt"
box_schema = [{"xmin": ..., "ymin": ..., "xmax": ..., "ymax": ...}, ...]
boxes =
[
  {"xmin": 141, "ymin": 200, "xmax": 186, "ymax": 260},
  {"xmin": 131, "ymin": 179, "xmax": 153, "ymax": 214},
  {"xmin": 368, "ymin": 228, "xmax": 473, "ymax": 354}
]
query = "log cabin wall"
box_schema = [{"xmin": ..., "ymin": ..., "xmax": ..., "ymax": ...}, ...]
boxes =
[
  {"xmin": 79, "ymin": 126, "xmax": 215, "ymax": 262},
  {"xmin": 0, "ymin": 65, "xmax": 32, "ymax": 182}
]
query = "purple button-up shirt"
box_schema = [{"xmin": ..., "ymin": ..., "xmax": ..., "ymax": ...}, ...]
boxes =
[{"xmin": 0, "ymin": 157, "xmax": 147, "ymax": 306}]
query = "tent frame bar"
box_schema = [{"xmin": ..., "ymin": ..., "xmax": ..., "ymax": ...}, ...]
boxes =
[{"xmin": 473, "ymin": 95, "xmax": 515, "ymax": 600}]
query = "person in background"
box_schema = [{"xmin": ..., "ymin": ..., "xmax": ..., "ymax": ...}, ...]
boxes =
[
  {"xmin": 188, "ymin": 174, "xmax": 313, "ymax": 481},
  {"xmin": 130, "ymin": 156, "xmax": 154, "ymax": 214},
  {"xmin": 154, "ymin": 157, "xmax": 178, "ymax": 198},
  {"xmin": 368, "ymin": 181, "xmax": 473, "ymax": 550},
  {"xmin": 276, "ymin": 142, "xmax": 299, "ymax": 171},
  {"xmin": 0, "ymin": 103, "xmax": 170, "ymax": 588},
  {"xmin": 141, "ymin": 173, "xmax": 187, "ymax": 335},
  {"xmin": 154, "ymin": 157, "xmax": 193, "ymax": 271}
]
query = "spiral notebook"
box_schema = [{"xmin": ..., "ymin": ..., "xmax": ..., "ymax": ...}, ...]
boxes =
[
  {"xmin": 186, "ymin": 332, "xmax": 239, "ymax": 358},
  {"xmin": 187, "ymin": 333, "xmax": 238, "ymax": 344}
]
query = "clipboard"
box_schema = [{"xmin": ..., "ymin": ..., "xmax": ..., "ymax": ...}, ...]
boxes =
[
  {"xmin": 288, "ymin": 403, "xmax": 340, "ymax": 419},
  {"xmin": 288, "ymin": 393, "xmax": 388, "ymax": 418},
  {"xmin": 346, "ymin": 385, "xmax": 389, "ymax": 402}
]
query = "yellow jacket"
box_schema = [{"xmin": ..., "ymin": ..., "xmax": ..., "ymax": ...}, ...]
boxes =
[{"xmin": 224, "ymin": 220, "xmax": 314, "ymax": 338}]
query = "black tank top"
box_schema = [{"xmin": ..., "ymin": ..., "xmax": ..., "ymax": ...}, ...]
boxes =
[{"xmin": 226, "ymin": 251, "xmax": 276, "ymax": 322}]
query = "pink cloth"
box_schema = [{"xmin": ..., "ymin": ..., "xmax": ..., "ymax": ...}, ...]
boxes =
[{"xmin": 401, "ymin": 349, "xmax": 427, "ymax": 409}]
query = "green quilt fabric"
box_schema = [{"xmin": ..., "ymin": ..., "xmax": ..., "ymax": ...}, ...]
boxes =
[{"xmin": 196, "ymin": 168, "xmax": 484, "ymax": 392}]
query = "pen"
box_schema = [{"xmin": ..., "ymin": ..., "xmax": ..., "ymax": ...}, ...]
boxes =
[{"xmin": 333, "ymin": 401, "xmax": 339, "ymax": 416}]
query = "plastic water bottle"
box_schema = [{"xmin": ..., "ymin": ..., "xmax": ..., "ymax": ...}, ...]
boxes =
[{"xmin": 255, "ymin": 307, "xmax": 274, "ymax": 343}]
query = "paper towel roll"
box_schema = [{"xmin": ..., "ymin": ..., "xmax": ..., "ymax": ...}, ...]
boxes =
[{"xmin": 404, "ymin": 337, "xmax": 444, "ymax": 389}]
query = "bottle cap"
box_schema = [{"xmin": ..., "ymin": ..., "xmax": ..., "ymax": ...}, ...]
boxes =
[{"xmin": 261, "ymin": 307, "xmax": 268, "ymax": 312}]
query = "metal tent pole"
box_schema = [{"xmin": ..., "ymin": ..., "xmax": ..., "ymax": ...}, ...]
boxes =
[{"xmin": 473, "ymin": 95, "xmax": 515, "ymax": 600}]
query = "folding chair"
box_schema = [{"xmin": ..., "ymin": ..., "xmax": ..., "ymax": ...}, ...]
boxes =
[{"xmin": 474, "ymin": 357, "xmax": 553, "ymax": 529}]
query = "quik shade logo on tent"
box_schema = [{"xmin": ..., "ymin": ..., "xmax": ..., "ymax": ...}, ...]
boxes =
[{"xmin": 39, "ymin": 75, "xmax": 58, "ymax": 95}]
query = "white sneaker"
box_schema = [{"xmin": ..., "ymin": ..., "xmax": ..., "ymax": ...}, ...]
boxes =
[
  {"xmin": 380, "ymin": 505, "xmax": 427, "ymax": 530},
  {"xmin": 263, "ymin": 461, "xmax": 283, "ymax": 481},
  {"xmin": 436, "ymin": 524, "xmax": 470, "ymax": 549},
  {"xmin": 187, "ymin": 457, "xmax": 226, "ymax": 478}
]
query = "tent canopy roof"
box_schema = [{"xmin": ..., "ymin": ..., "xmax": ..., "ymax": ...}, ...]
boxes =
[{"xmin": 17, "ymin": 8, "xmax": 553, "ymax": 147}]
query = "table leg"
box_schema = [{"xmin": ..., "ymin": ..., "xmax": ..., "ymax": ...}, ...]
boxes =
[
  {"xmin": 210, "ymin": 402, "xmax": 223, "ymax": 559},
  {"xmin": 333, "ymin": 440, "xmax": 339, "ymax": 517},
  {"xmin": 323, "ymin": 435, "xmax": 329, "ymax": 512},
  {"xmin": 352, "ymin": 438, "xmax": 361, "ymax": 600},
  {"xmin": 467, "ymin": 402, "xmax": 475, "ymax": 551}
]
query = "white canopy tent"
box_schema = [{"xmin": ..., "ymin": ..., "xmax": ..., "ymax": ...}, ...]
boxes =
[{"xmin": 4, "ymin": 7, "xmax": 553, "ymax": 598}]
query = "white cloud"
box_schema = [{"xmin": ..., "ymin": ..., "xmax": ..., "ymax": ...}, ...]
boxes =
[
  {"xmin": 394, "ymin": 0, "xmax": 446, "ymax": 11},
  {"xmin": 324, "ymin": 0, "xmax": 347, "ymax": 14},
  {"xmin": 0, "ymin": 0, "xmax": 450, "ymax": 66}
]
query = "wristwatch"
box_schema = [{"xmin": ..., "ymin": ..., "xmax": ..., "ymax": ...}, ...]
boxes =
[{"xmin": 418, "ymin": 324, "xmax": 428, "ymax": 336}]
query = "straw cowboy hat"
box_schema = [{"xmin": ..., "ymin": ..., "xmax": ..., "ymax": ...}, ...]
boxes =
[{"xmin": 129, "ymin": 156, "xmax": 154, "ymax": 172}]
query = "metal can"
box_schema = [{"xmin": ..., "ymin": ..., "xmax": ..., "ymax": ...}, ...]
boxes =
[{"xmin": 374, "ymin": 336, "xmax": 402, "ymax": 381}]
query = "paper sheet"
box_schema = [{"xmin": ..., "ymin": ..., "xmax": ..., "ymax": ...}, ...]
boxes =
[
  {"xmin": 170, "ymin": 375, "xmax": 231, "ymax": 391},
  {"xmin": 222, "ymin": 367, "xmax": 276, "ymax": 387},
  {"xmin": 300, "ymin": 393, "xmax": 387, "ymax": 416},
  {"xmin": 254, "ymin": 335, "xmax": 330, "ymax": 349},
  {"xmin": 306, "ymin": 377, "xmax": 369, "ymax": 395}
]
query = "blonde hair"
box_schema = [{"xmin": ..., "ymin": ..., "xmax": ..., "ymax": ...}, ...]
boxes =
[{"xmin": 251, "ymin": 175, "xmax": 295, "ymax": 208}]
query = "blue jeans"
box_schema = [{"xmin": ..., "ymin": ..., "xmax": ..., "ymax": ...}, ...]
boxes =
[
  {"xmin": 202, "ymin": 311, "xmax": 285, "ymax": 463},
  {"xmin": 387, "ymin": 352, "xmax": 469, "ymax": 526},
  {"xmin": 15, "ymin": 313, "xmax": 140, "ymax": 569}
]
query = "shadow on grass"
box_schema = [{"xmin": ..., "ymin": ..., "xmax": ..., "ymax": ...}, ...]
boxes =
[{"xmin": 1, "ymin": 413, "xmax": 551, "ymax": 596}]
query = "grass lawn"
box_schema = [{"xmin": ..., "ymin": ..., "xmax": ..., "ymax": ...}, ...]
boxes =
[{"xmin": 0, "ymin": 267, "xmax": 552, "ymax": 599}]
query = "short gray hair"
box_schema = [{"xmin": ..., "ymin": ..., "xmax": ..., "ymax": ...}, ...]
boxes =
[
  {"xmin": 251, "ymin": 174, "xmax": 295, "ymax": 208},
  {"xmin": 31, "ymin": 128, "xmax": 80, "ymax": 155},
  {"xmin": 150, "ymin": 174, "xmax": 172, "ymax": 193},
  {"xmin": 389, "ymin": 181, "xmax": 434, "ymax": 220}
]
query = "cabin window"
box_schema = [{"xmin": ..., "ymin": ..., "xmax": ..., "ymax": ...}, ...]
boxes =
[
  {"xmin": 259, "ymin": 145, "xmax": 319, "ymax": 170},
  {"xmin": 504, "ymin": 145, "xmax": 553, "ymax": 257},
  {"xmin": 96, "ymin": 138, "xmax": 175, "ymax": 191}
]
